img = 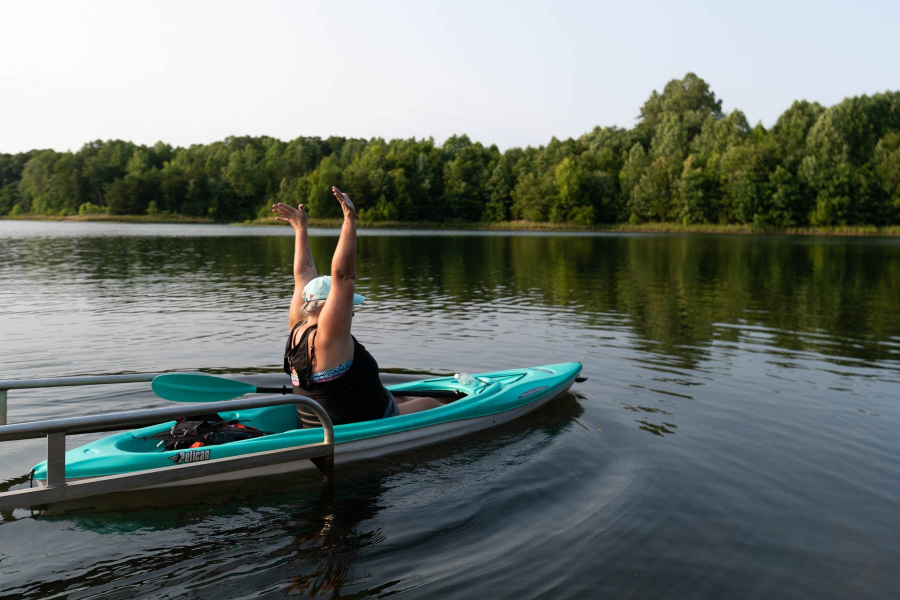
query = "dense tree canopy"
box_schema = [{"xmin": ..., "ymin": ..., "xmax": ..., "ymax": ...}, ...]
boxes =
[{"xmin": 2, "ymin": 74, "xmax": 899, "ymax": 226}]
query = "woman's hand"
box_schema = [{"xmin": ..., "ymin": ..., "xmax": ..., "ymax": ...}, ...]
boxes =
[
  {"xmin": 272, "ymin": 202, "xmax": 308, "ymax": 230},
  {"xmin": 333, "ymin": 186, "xmax": 356, "ymax": 220}
]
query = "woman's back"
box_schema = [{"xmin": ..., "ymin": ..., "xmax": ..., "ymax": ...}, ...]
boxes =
[{"xmin": 284, "ymin": 322, "xmax": 390, "ymax": 426}]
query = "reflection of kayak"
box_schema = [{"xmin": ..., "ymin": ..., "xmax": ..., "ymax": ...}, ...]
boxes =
[{"xmin": 32, "ymin": 362, "xmax": 583, "ymax": 488}]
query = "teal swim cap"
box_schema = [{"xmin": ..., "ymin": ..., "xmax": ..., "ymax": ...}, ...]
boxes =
[{"xmin": 303, "ymin": 275, "xmax": 366, "ymax": 305}]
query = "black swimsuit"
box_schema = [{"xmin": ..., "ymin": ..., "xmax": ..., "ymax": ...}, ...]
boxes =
[{"xmin": 283, "ymin": 322, "xmax": 391, "ymax": 427}]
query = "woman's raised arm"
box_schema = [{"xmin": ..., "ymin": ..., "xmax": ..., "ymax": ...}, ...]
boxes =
[
  {"xmin": 317, "ymin": 187, "xmax": 357, "ymax": 343},
  {"xmin": 272, "ymin": 202, "xmax": 317, "ymax": 329}
]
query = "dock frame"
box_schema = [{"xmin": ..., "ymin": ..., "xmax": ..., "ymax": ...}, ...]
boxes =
[
  {"xmin": 0, "ymin": 382, "xmax": 333, "ymax": 512},
  {"xmin": 0, "ymin": 373, "xmax": 172, "ymax": 427}
]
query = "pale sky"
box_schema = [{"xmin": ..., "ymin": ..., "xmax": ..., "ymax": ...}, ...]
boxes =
[{"xmin": 1, "ymin": 0, "xmax": 897, "ymax": 154}]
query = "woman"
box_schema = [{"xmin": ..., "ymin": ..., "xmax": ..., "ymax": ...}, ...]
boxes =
[{"xmin": 273, "ymin": 187, "xmax": 442, "ymax": 427}]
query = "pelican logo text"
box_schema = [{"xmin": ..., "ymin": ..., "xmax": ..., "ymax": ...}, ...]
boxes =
[
  {"xmin": 169, "ymin": 449, "xmax": 210, "ymax": 465},
  {"xmin": 517, "ymin": 386, "xmax": 548, "ymax": 399}
]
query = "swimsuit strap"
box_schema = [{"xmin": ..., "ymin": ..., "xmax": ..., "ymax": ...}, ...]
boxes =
[
  {"xmin": 288, "ymin": 319, "xmax": 305, "ymax": 345},
  {"xmin": 308, "ymin": 327, "xmax": 318, "ymax": 377},
  {"xmin": 287, "ymin": 320, "xmax": 316, "ymax": 382}
]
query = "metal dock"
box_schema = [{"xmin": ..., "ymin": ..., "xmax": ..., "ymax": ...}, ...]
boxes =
[{"xmin": 0, "ymin": 374, "xmax": 333, "ymax": 512}]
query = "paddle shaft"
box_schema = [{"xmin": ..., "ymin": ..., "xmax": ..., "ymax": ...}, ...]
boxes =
[
  {"xmin": 255, "ymin": 386, "xmax": 290, "ymax": 394},
  {"xmin": 256, "ymin": 386, "xmax": 463, "ymax": 399},
  {"xmin": 391, "ymin": 389, "xmax": 464, "ymax": 399},
  {"xmin": 153, "ymin": 374, "xmax": 466, "ymax": 403}
]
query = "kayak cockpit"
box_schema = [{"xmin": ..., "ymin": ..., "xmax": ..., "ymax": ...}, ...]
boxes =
[{"xmin": 116, "ymin": 404, "xmax": 301, "ymax": 454}]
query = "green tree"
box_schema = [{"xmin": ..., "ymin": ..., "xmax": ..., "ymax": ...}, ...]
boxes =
[
  {"xmin": 105, "ymin": 175, "xmax": 147, "ymax": 215},
  {"xmin": 0, "ymin": 182, "xmax": 22, "ymax": 215},
  {"xmin": 677, "ymin": 155, "xmax": 719, "ymax": 223},
  {"xmin": 552, "ymin": 156, "xmax": 597, "ymax": 224},
  {"xmin": 770, "ymin": 100, "xmax": 824, "ymax": 170},
  {"xmin": 511, "ymin": 171, "xmax": 554, "ymax": 221},
  {"xmin": 720, "ymin": 142, "xmax": 769, "ymax": 224},
  {"xmin": 442, "ymin": 141, "xmax": 494, "ymax": 221},
  {"xmin": 20, "ymin": 151, "xmax": 85, "ymax": 214},
  {"xmin": 620, "ymin": 143, "xmax": 649, "ymax": 220},
  {"xmin": 483, "ymin": 156, "xmax": 513, "ymax": 222},
  {"xmin": 768, "ymin": 166, "xmax": 806, "ymax": 227},
  {"xmin": 639, "ymin": 73, "xmax": 724, "ymax": 142},
  {"xmin": 306, "ymin": 155, "xmax": 343, "ymax": 218},
  {"xmin": 873, "ymin": 132, "xmax": 900, "ymax": 219},
  {"xmin": 630, "ymin": 157, "xmax": 675, "ymax": 222}
]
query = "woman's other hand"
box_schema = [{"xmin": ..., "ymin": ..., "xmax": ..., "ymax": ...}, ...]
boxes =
[
  {"xmin": 272, "ymin": 203, "xmax": 308, "ymax": 230},
  {"xmin": 333, "ymin": 187, "xmax": 356, "ymax": 220}
]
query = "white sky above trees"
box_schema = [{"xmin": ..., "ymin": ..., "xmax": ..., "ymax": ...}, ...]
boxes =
[{"xmin": 1, "ymin": 0, "xmax": 897, "ymax": 154}]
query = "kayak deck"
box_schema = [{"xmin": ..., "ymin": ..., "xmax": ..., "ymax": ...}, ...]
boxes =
[{"xmin": 24, "ymin": 362, "xmax": 582, "ymax": 495}]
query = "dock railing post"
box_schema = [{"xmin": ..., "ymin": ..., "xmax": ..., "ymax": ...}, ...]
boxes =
[
  {"xmin": 0, "ymin": 389, "xmax": 6, "ymax": 426},
  {"xmin": 46, "ymin": 432, "xmax": 67, "ymax": 488}
]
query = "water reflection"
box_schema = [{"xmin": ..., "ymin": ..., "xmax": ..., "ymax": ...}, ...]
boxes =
[
  {"xmin": 3, "ymin": 226, "xmax": 896, "ymax": 375},
  {"xmin": 2, "ymin": 478, "xmax": 387, "ymax": 599}
]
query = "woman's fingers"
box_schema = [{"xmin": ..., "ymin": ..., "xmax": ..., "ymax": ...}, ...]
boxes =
[
  {"xmin": 332, "ymin": 186, "xmax": 348, "ymax": 203},
  {"xmin": 272, "ymin": 202, "xmax": 309, "ymax": 226},
  {"xmin": 272, "ymin": 203, "xmax": 298, "ymax": 216},
  {"xmin": 330, "ymin": 187, "xmax": 355, "ymax": 218}
]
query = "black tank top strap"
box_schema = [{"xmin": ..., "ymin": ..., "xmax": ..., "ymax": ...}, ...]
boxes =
[
  {"xmin": 284, "ymin": 320, "xmax": 316, "ymax": 382},
  {"xmin": 289, "ymin": 319, "xmax": 305, "ymax": 337},
  {"xmin": 308, "ymin": 327, "xmax": 318, "ymax": 373}
]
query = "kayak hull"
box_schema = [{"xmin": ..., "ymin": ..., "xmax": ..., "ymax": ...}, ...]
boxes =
[{"xmin": 32, "ymin": 363, "xmax": 582, "ymax": 491}]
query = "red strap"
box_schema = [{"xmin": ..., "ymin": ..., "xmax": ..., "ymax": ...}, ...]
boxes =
[{"xmin": 189, "ymin": 441, "xmax": 205, "ymax": 448}]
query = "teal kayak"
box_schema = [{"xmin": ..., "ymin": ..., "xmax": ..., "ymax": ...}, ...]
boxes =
[{"xmin": 32, "ymin": 362, "xmax": 582, "ymax": 488}]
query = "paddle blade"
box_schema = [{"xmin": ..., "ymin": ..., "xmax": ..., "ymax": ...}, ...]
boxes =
[{"xmin": 152, "ymin": 373, "xmax": 257, "ymax": 403}]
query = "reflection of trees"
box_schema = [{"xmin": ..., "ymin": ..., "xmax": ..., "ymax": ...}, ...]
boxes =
[
  {"xmin": 7, "ymin": 232, "xmax": 899, "ymax": 365},
  {"xmin": 354, "ymin": 234, "xmax": 900, "ymax": 365}
]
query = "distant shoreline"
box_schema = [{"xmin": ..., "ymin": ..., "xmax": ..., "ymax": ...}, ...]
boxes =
[{"xmin": 3, "ymin": 214, "xmax": 900, "ymax": 237}]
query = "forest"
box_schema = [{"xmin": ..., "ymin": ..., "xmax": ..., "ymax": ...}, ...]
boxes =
[{"xmin": 2, "ymin": 73, "xmax": 899, "ymax": 227}]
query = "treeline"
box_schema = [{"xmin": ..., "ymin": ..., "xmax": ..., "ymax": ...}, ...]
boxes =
[{"xmin": 2, "ymin": 73, "xmax": 900, "ymax": 226}]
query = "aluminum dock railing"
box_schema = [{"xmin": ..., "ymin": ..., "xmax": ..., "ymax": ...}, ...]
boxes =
[{"xmin": 0, "ymin": 374, "xmax": 333, "ymax": 512}]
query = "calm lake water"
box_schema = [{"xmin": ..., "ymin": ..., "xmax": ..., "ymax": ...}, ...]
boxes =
[{"xmin": 1, "ymin": 220, "xmax": 899, "ymax": 599}]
